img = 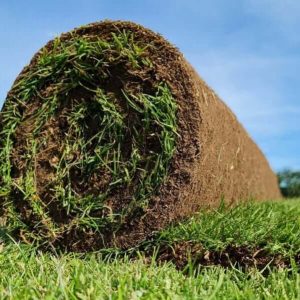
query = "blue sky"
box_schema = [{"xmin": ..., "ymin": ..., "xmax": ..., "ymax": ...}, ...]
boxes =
[{"xmin": 0, "ymin": 0, "xmax": 299, "ymax": 171}]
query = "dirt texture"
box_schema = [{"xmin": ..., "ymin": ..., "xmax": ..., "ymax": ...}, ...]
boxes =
[
  {"xmin": 0, "ymin": 21, "xmax": 281, "ymax": 251},
  {"xmin": 146, "ymin": 241, "xmax": 299, "ymax": 273}
]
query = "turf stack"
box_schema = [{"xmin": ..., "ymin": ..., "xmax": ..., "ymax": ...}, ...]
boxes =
[{"xmin": 0, "ymin": 21, "xmax": 281, "ymax": 251}]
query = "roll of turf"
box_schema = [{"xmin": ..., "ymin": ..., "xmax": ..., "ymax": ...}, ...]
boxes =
[{"xmin": 0, "ymin": 21, "xmax": 281, "ymax": 251}]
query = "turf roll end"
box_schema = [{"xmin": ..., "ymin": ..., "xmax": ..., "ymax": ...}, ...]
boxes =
[{"xmin": 0, "ymin": 21, "xmax": 281, "ymax": 251}]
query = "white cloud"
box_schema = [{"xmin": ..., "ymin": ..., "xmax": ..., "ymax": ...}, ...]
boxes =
[
  {"xmin": 246, "ymin": 0, "xmax": 300, "ymax": 43},
  {"xmin": 186, "ymin": 50, "xmax": 300, "ymax": 138},
  {"xmin": 247, "ymin": 0, "xmax": 300, "ymax": 24}
]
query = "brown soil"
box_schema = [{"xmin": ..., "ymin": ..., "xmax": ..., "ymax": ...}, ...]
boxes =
[
  {"xmin": 145, "ymin": 241, "xmax": 298, "ymax": 273},
  {"xmin": 1, "ymin": 20, "xmax": 281, "ymax": 251}
]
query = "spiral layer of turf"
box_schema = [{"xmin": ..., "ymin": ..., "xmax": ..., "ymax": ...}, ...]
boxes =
[{"xmin": 0, "ymin": 30, "xmax": 177, "ymax": 247}]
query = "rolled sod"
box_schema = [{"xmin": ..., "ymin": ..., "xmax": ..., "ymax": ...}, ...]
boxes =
[{"xmin": 0, "ymin": 21, "xmax": 281, "ymax": 251}]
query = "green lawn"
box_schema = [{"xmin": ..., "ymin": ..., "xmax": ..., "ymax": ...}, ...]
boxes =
[
  {"xmin": 155, "ymin": 198, "xmax": 300, "ymax": 255},
  {"xmin": 1, "ymin": 199, "xmax": 300, "ymax": 299}
]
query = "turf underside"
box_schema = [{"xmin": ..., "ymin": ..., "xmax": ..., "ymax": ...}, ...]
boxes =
[{"xmin": 1, "ymin": 199, "xmax": 300, "ymax": 299}]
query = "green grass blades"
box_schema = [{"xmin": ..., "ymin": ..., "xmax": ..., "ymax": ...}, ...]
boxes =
[
  {"xmin": 1, "ymin": 200, "xmax": 300, "ymax": 299},
  {"xmin": 0, "ymin": 30, "xmax": 177, "ymax": 248},
  {"xmin": 0, "ymin": 241, "xmax": 299, "ymax": 299},
  {"xmin": 154, "ymin": 199, "xmax": 300, "ymax": 256}
]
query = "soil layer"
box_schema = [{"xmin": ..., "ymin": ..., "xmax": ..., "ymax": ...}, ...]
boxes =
[{"xmin": 145, "ymin": 241, "xmax": 299, "ymax": 274}]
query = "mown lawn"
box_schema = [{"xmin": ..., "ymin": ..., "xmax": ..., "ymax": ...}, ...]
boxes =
[{"xmin": 1, "ymin": 199, "xmax": 300, "ymax": 299}]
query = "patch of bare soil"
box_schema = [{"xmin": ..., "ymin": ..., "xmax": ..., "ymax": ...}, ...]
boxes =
[{"xmin": 147, "ymin": 241, "xmax": 299, "ymax": 273}]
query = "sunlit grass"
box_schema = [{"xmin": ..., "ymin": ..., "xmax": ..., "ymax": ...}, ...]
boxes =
[
  {"xmin": 153, "ymin": 199, "xmax": 300, "ymax": 255},
  {"xmin": 0, "ymin": 199, "xmax": 300, "ymax": 299}
]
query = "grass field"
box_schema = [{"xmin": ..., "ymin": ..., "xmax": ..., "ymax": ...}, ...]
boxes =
[{"xmin": 1, "ymin": 199, "xmax": 300, "ymax": 299}]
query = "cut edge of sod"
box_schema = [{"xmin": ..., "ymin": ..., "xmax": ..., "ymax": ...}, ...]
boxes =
[{"xmin": 0, "ymin": 29, "xmax": 178, "ymax": 250}]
